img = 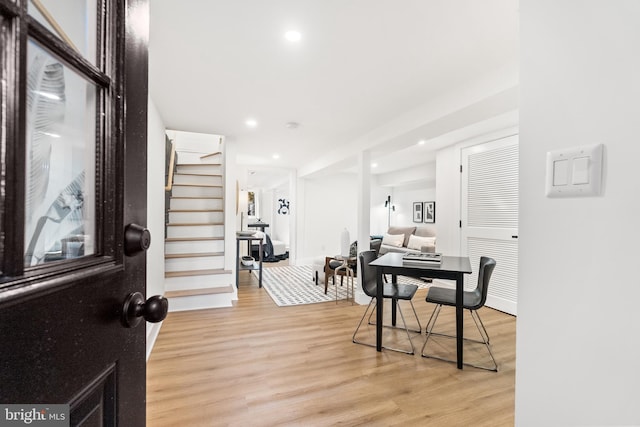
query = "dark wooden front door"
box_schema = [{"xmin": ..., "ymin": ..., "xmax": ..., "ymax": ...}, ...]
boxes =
[{"xmin": 0, "ymin": 0, "xmax": 158, "ymax": 425}]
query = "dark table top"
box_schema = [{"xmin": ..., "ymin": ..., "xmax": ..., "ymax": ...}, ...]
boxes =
[
  {"xmin": 236, "ymin": 235, "xmax": 264, "ymax": 241},
  {"xmin": 370, "ymin": 252, "xmax": 472, "ymax": 274},
  {"xmin": 247, "ymin": 222, "xmax": 269, "ymax": 228}
]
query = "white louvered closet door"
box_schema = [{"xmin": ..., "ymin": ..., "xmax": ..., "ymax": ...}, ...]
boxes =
[{"xmin": 461, "ymin": 135, "xmax": 519, "ymax": 315}]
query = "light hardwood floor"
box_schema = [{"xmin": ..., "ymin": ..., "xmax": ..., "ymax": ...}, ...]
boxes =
[{"xmin": 147, "ymin": 263, "xmax": 516, "ymax": 426}]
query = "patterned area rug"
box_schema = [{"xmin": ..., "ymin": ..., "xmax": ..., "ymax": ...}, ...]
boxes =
[{"xmin": 260, "ymin": 265, "xmax": 429, "ymax": 307}]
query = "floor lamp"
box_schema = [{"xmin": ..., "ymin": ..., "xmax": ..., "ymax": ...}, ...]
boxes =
[{"xmin": 384, "ymin": 195, "xmax": 395, "ymax": 228}]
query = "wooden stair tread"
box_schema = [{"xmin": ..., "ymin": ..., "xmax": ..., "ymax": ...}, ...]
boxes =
[
  {"xmin": 170, "ymin": 196, "xmax": 223, "ymax": 200},
  {"xmin": 165, "ymin": 268, "xmax": 231, "ymax": 278},
  {"xmin": 165, "ymin": 237, "xmax": 224, "ymax": 242},
  {"xmin": 165, "ymin": 285, "xmax": 233, "ymax": 299},
  {"xmin": 174, "ymin": 172, "xmax": 222, "ymax": 177},
  {"xmin": 165, "ymin": 252, "xmax": 224, "ymax": 259},
  {"xmin": 167, "ymin": 223, "xmax": 223, "ymax": 227},
  {"xmin": 200, "ymin": 151, "xmax": 222, "ymax": 159},
  {"xmin": 172, "ymin": 183, "xmax": 222, "ymax": 188},
  {"xmin": 168, "ymin": 209, "xmax": 223, "ymax": 213}
]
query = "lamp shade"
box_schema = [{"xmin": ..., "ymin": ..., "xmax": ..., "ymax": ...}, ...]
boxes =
[{"xmin": 340, "ymin": 228, "xmax": 350, "ymax": 257}]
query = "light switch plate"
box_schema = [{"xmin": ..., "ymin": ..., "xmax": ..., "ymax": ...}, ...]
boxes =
[{"xmin": 545, "ymin": 144, "xmax": 603, "ymax": 197}]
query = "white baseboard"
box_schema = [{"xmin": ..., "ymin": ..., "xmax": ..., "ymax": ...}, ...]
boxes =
[
  {"xmin": 168, "ymin": 292, "xmax": 235, "ymax": 312},
  {"xmin": 146, "ymin": 321, "xmax": 163, "ymax": 362}
]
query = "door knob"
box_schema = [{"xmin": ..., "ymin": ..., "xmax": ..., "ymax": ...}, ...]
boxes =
[
  {"xmin": 121, "ymin": 292, "xmax": 168, "ymax": 328},
  {"xmin": 124, "ymin": 223, "xmax": 151, "ymax": 256}
]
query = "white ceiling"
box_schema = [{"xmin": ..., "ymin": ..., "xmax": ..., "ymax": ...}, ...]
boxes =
[{"xmin": 149, "ymin": 0, "xmax": 519, "ymax": 188}]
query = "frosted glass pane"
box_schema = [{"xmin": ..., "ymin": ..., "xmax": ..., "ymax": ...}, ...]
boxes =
[
  {"xmin": 28, "ymin": 0, "xmax": 98, "ymax": 66},
  {"xmin": 24, "ymin": 40, "xmax": 96, "ymax": 266}
]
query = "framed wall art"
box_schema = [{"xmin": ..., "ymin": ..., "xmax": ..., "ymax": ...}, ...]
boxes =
[
  {"xmin": 412, "ymin": 202, "xmax": 423, "ymax": 223},
  {"xmin": 423, "ymin": 201, "xmax": 436, "ymax": 223}
]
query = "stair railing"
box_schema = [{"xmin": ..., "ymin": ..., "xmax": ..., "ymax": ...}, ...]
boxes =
[{"xmin": 165, "ymin": 137, "xmax": 177, "ymax": 237}]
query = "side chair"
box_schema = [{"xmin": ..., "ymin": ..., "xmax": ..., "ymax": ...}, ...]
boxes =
[
  {"xmin": 421, "ymin": 256, "xmax": 498, "ymax": 371},
  {"xmin": 352, "ymin": 250, "xmax": 422, "ymax": 354}
]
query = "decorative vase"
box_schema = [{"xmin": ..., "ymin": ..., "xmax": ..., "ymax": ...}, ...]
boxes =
[{"xmin": 340, "ymin": 228, "xmax": 350, "ymax": 257}]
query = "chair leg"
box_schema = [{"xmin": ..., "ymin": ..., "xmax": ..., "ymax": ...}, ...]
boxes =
[
  {"xmin": 470, "ymin": 310, "xmax": 498, "ymax": 371},
  {"xmin": 471, "ymin": 309, "xmax": 491, "ymax": 344},
  {"xmin": 408, "ymin": 300, "xmax": 422, "ymax": 334},
  {"xmin": 366, "ymin": 299, "xmax": 421, "ymax": 333},
  {"xmin": 420, "ymin": 304, "xmax": 442, "ymax": 357},
  {"xmin": 352, "ymin": 298, "xmax": 376, "ymax": 344},
  {"xmin": 333, "ymin": 270, "xmax": 352, "ymax": 303},
  {"xmin": 324, "ymin": 271, "xmax": 328, "ymax": 294},
  {"xmin": 424, "ymin": 309, "xmax": 489, "ymax": 345},
  {"xmin": 421, "ymin": 305, "xmax": 498, "ymax": 371},
  {"xmin": 394, "ymin": 302, "xmax": 415, "ymax": 354},
  {"xmin": 353, "ymin": 298, "xmax": 416, "ymax": 355}
]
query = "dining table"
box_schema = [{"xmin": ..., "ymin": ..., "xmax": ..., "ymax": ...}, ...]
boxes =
[{"xmin": 369, "ymin": 252, "xmax": 472, "ymax": 369}]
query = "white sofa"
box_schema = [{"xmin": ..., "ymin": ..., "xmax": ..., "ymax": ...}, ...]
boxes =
[{"xmin": 378, "ymin": 225, "xmax": 436, "ymax": 255}]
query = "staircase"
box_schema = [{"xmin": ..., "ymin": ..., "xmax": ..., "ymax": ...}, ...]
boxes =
[{"xmin": 164, "ymin": 144, "xmax": 235, "ymax": 311}]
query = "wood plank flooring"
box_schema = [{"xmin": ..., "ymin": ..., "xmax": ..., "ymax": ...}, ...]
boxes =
[{"xmin": 147, "ymin": 264, "xmax": 516, "ymax": 426}]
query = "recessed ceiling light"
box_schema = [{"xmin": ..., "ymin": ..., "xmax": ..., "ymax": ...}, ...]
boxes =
[
  {"xmin": 418, "ymin": 140, "xmax": 426, "ymax": 145},
  {"xmin": 284, "ymin": 30, "xmax": 301, "ymax": 42},
  {"xmin": 371, "ymin": 163, "xmax": 378, "ymax": 168},
  {"xmin": 272, "ymin": 154, "xmax": 280, "ymax": 159},
  {"xmin": 245, "ymin": 119, "xmax": 257, "ymax": 128}
]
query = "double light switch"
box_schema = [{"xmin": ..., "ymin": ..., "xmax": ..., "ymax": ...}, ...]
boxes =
[{"xmin": 545, "ymin": 144, "xmax": 603, "ymax": 197}]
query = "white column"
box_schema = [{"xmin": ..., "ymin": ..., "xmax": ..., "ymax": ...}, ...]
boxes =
[
  {"xmin": 288, "ymin": 169, "xmax": 298, "ymax": 266},
  {"xmin": 355, "ymin": 150, "xmax": 371, "ymax": 304}
]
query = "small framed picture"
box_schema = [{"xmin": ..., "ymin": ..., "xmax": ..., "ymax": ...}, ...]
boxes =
[
  {"xmin": 423, "ymin": 201, "xmax": 435, "ymax": 223},
  {"xmin": 413, "ymin": 202, "xmax": 423, "ymax": 223}
]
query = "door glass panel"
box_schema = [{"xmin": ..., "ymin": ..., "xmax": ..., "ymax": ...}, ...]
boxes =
[
  {"xmin": 28, "ymin": 0, "xmax": 98, "ymax": 66},
  {"xmin": 24, "ymin": 40, "xmax": 96, "ymax": 267}
]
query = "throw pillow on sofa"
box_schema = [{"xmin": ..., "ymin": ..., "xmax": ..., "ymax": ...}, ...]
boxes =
[
  {"xmin": 382, "ymin": 233, "xmax": 404, "ymax": 248},
  {"xmin": 386, "ymin": 226, "xmax": 416, "ymax": 247},
  {"xmin": 407, "ymin": 234, "xmax": 436, "ymax": 251}
]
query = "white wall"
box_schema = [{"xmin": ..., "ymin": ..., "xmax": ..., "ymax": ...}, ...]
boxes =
[
  {"xmin": 369, "ymin": 184, "xmax": 389, "ymax": 236},
  {"xmin": 516, "ymin": 2, "xmax": 640, "ymax": 425},
  {"xmin": 388, "ymin": 182, "xmax": 436, "ymax": 230},
  {"xmin": 435, "ymin": 146, "xmax": 460, "ymax": 255},
  {"xmin": 146, "ymin": 97, "xmax": 166, "ymax": 359},
  {"xmin": 435, "ymin": 126, "xmax": 518, "ymax": 256},
  {"xmin": 297, "ymin": 171, "xmax": 437, "ymax": 263},
  {"xmin": 272, "ymin": 185, "xmax": 290, "ymax": 245},
  {"xmin": 296, "ymin": 174, "xmax": 357, "ymax": 264}
]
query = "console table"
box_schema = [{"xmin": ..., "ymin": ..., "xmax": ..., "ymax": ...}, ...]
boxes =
[
  {"xmin": 236, "ymin": 235, "xmax": 263, "ymax": 288},
  {"xmin": 247, "ymin": 222, "xmax": 269, "ymax": 232}
]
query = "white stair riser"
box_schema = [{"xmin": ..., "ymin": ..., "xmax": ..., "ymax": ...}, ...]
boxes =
[
  {"xmin": 165, "ymin": 256, "xmax": 225, "ymax": 272},
  {"xmin": 176, "ymin": 164, "xmax": 222, "ymax": 175},
  {"xmin": 167, "ymin": 224, "xmax": 224, "ymax": 239},
  {"xmin": 173, "ymin": 174, "xmax": 223, "ymax": 186},
  {"xmin": 165, "ymin": 239, "xmax": 224, "ymax": 254},
  {"xmin": 169, "ymin": 211, "xmax": 224, "ymax": 223},
  {"xmin": 165, "ymin": 273, "xmax": 233, "ymax": 290},
  {"xmin": 170, "ymin": 198, "xmax": 223, "ymax": 210},
  {"xmin": 172, "ymin": 185, "xmax": 223, "ymax": 198},
  {"xmin": 168, "ymin": 292, "xmax": 235, "ymax": 311},
  {"xmin": 176, "ymin": 152, "xmax": 221, "ymax": 164}
]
